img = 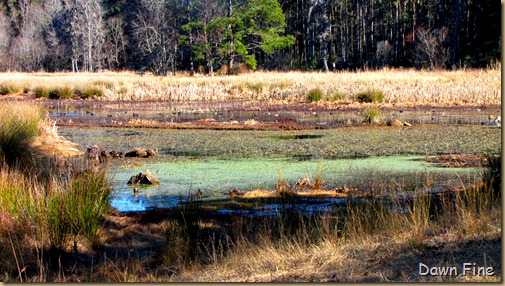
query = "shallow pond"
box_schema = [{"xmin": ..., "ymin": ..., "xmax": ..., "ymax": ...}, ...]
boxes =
[
  {"xmin": 59, "ymin": 125, "xmax": 500, "ymax": 160},
  {"xmin": 108, "ymin": 156, "xmax": 477, "ymax": 212},
  {"xmin": 57, "ymin": 125, "xmax": 498, "ymax": 213}
]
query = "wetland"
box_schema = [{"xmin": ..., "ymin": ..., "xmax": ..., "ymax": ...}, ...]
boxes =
[
  {"xmin": 56, "ymin": 119, "xmax": 500, "ymax": 212},
  {"xmin": 0, "ymin": 70, "xmax": 501, "ymax": 282}
]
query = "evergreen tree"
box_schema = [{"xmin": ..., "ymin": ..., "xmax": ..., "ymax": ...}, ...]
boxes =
[{"xmin": 208, "ymin": 0, "xmax": 294, "ymax": 71}]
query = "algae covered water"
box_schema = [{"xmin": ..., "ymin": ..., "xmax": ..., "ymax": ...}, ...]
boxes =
[
  {"xmin": 57, "ymin": 125, "xmax": 498, "ymax": 212},
  {"xmin": 108, "ymin": 156, "xmax": 474, "ymax": 212}
]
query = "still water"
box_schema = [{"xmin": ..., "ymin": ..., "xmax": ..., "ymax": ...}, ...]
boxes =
[{"xmin": 108, "ymin": 156, "xmax": 472, "ymax": 212}]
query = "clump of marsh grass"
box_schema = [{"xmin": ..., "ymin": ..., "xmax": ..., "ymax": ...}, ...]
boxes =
[
  {"xmin": 452, "ymin": 164, "xmax": 501, "ymax": 237},
  {"xmin": 75, "ymin": 86, "xmax": 104, "ymax": 99},
  {"xmin": 0, "ymin": 102, "xmax": 110, "ymax": 281},
  {"xmin": 163, "ymin": 214, "xmax": 202, "ymax": 269},
  {"xmin": 0, "ymin": 161, "xmax": 111, "ymax": 280},
  {"xmin": 0, "ymin": 82, "xmax": 22, "ymax": 95},
  {"xmin": 362, "ymin": 107, "xmax": 381, "ymax": 124},
  {"xmin": 92, "ymin": 80, "xmax": 114, "ymax": 89},
  {"xmin": 0, "ymin": 85, "xmax": 10, "ymax": 95},
  {"xmin": 342, "ymin": 199, "xmax": 392, "ymax": 242},
  {"xmin": 0, "ymin": 82, "xmax": 23, "ymax": 95},
  {"xmin": 33, "ymin": 86, "xmax": 50, "ymax": 98},
  {"xmin": 47, "ymin": 167, "xmax": 111, "ymax": 250},
  {"xmin": 246, "ymin": 82, "xmax": 264, "ymax": 93},
  {"xmin": 48, "ymin": 87, "xmax": 74, "ymax": 99},
  {"xmin": 356, "ymin": 88, "xmax": 385, "ymax": 103},
  {"xmin": 326, "ymin": 90, "xmax": 347, "ymax": 101},
  {"xmin": 0, "ymin": 103, "xmax": 41, "ymax": 169},
  {"xmin": 307, "ymin": 88, "xmax": 324, "ymax": 102},
  {"xmin": 312, "ymin": 160, "xmax": 326, "ymax": 189},
  {"xmin": 482, "ymin": 155, "xmax": 501, "ymax": 201}
]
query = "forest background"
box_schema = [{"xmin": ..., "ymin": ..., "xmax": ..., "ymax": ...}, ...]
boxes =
[{"xmin": 0, "ymin": 0, "xmax": 500, "ymax": 75}]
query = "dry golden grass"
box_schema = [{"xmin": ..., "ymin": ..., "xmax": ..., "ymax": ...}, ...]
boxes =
[
  {"xmin": 0, "ymin": 67, "xmax": 500, "ymax": 106},
  {"xmin": 31, "ymin": 117, "xmax": 84, "ymax": 157},
  {"xmin": 172, "ymin": 197, "xmax": 501, "ymax": 283},
  {"xmin": 241, "ymin": 189, "xmax": 276, "ymax": 198}
]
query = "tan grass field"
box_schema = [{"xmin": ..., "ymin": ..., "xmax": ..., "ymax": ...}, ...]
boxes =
[{"xmin": 0, "ymin": 67, "xmax": 501, "ymax": 106}]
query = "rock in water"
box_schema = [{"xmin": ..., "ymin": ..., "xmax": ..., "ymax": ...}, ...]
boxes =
[
  {"xmin": 386, "ymin": 118, "xmax": 403, "ymax": 127},
  {"xmin": 125, "ymin": 147, "xmax": 158, "ymax": 158},
  {"xmin": 127, "ymin": 170, "xmax": 160, "ymax": 185},
  {"xmin": 87, "ymin": 145, "xmax": 110, "ymax": 163}
]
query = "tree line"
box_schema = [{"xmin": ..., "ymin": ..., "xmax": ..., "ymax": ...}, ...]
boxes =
[{"xmin": 0, "ymin": 0, "xmax": 500, "ymax": 74}]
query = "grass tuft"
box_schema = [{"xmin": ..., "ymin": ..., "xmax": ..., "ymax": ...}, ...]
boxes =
[
  {"xmin": 326, "ymin": 90, "xmax": 347, "ymax": 101},
  {"xmin": 0, "ymin": 85, "xmax": 10, "ymax": 95},
  {"xmin": 482, "ymin": 155, "xmax": 501, "ymax": 201},
  {"xmin": 362, "ymin": 107, "xmax": 381, "ymax": 124},
  {"xmin": 76, "ymin": 86, "xmax": 104, "ymax": 99},
  {"xmin": 356, "ymin": 88, "xmax": 385, "ymax": 103},
  {"xmin": 307, "ymin": 88, "xmax": 324, "ymax": 102},
  {"xmin": 48, "ymin": 167, "xmax": 110, "ymax": 250},
  {"xmin": 0, "ymin": 103, "xmax": 41, "ymax": 168},
  {"xmin": 48, "ymin": 87, "xmax": 74, "ymax": 99},
  {"xmin": 33, "ymin": 86, "xmax": 50, "ymax": 98}
]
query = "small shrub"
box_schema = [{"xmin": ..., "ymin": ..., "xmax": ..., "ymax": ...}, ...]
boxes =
[
  {"xmin": 362, "ymin": 108, "xmax": 381, "ymax": 124},
  {"xmin": 307, "ymin": 88, "xmax": 324, "ymax": 102},
  {"xmin": 33, "ymin": 87, "xmax": 50, "ymax": 98},
  {"xmin": 356, "ymin": 88, "xmax": 385, "ymax": 103}
]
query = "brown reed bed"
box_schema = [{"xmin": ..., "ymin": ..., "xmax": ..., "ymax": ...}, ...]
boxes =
[{"xmin": 0, "ymin": 67, "xmax": 500, "ymax": 107}]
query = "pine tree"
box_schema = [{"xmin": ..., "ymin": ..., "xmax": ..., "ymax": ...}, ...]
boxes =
[{"xmin": 208, "ymin": 0, "xmax": 294, "ymax": 71}]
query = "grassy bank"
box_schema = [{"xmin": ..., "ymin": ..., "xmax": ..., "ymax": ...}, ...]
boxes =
[
  {"xmin": 171, "ymin": 159, "xmax": 501, "ymax": 282},
  {"xmin": 0, "ymin": 103, "xmax": 110, "ymax": 282},
  {"xmin": 0, "ymin": 68, "xmax": 501, "ymax": 106}
]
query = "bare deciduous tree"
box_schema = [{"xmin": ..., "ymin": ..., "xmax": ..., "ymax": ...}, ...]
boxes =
[
  {"xmin": 0, "ymin": 13, "xmax": 11, "ymax": 70},
  {"xmin": 103, "ymin": 16, "xmax": 126, "ymax": 69},
  {"xmin": 68, "ymin": 0, "xmax": 105, "ymax": 72},
  {"xmin": 130, "ymin": 0, "xmax": 180, "ymax": 75},
  {"xmin": 414, "ymin": 27, "xmax": 450, "ymax": 69}
]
